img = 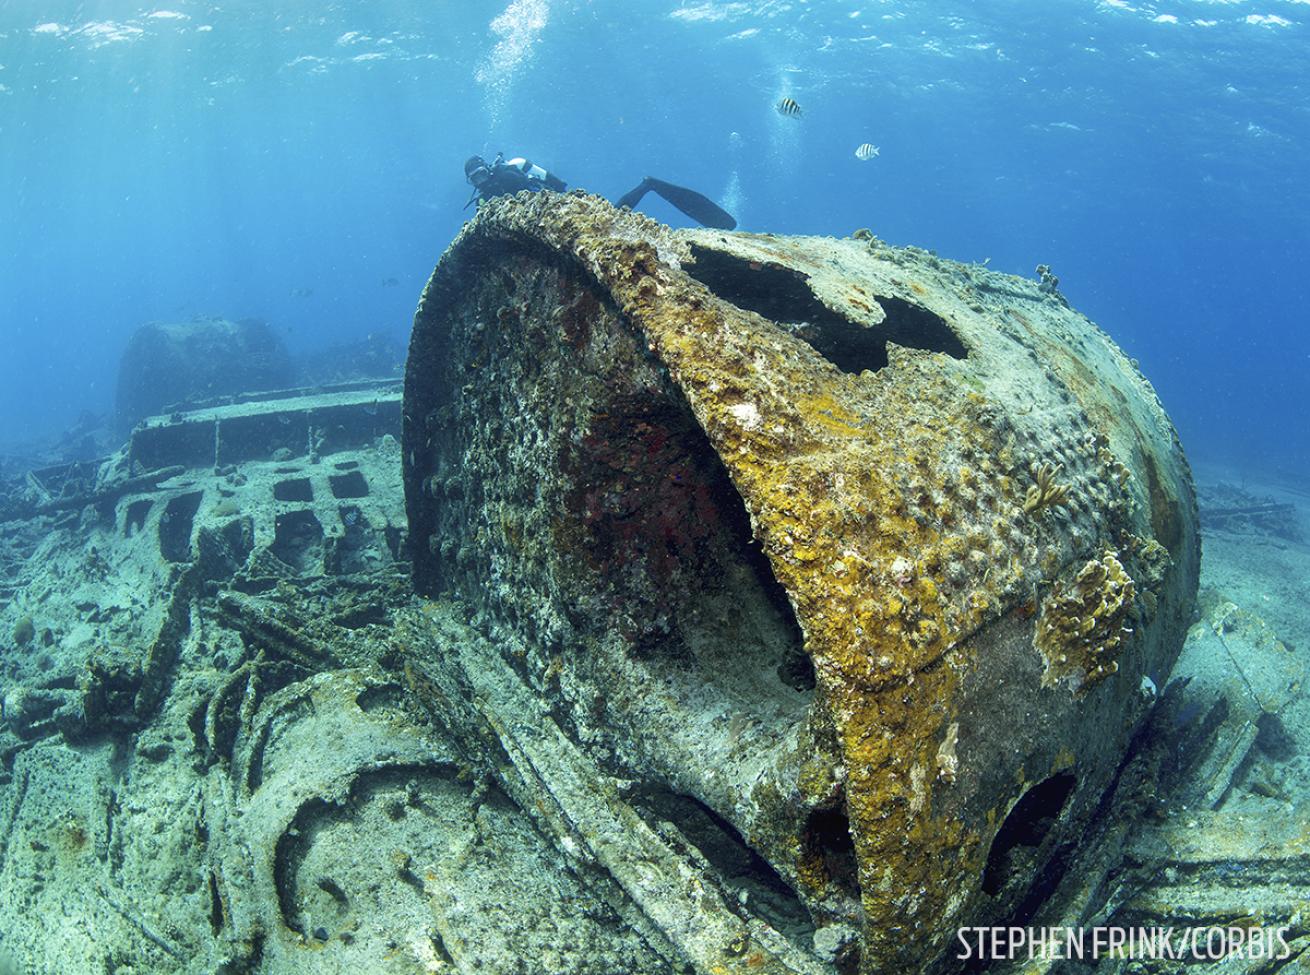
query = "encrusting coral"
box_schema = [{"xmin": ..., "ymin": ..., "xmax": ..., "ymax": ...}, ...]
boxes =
[{"xmin": 1035, "ymin": 551, "xmax": 1137, "ymax": 693}]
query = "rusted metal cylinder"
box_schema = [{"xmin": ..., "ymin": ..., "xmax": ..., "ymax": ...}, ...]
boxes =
[{"xmin": 403, "ymin": 192, "xmax": 1199, "ymax": 974}]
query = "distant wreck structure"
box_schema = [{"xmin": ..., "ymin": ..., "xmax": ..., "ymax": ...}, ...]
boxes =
[
  {"xmin": 115, "ymin": 317, "xmax": 294, "ymax": 434},
  {"xmin": 403, "ymin": 193, "xmax": 1200, "ymax": 974}
]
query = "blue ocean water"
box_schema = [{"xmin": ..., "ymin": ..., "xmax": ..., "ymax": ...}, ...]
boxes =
[{"xmin": 1, "ymin": 0, "xmax": 1306, "ymax": 476}]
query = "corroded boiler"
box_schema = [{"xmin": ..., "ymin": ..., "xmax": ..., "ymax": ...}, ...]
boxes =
[{"xmin": 403, "ymin": 193, "xmax": 1198, "ymax": 974}]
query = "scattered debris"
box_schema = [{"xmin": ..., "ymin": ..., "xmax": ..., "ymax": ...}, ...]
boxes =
[{"xmin": 1200, "ymin": 481, "xmax": 1303, "ymax": 542}]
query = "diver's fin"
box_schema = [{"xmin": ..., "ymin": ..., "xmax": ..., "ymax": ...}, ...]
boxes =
[
  {"xmin": 615, "ymin": 178, "xmax": 653, "ymax": 211},
  {"xmin": 643, "ymin": 177, "xmax": 737, "ymax": 230}
]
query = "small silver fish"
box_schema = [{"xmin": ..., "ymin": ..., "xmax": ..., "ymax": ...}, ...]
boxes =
[
  {"xmin": 855, "ymin": 142, "xmax": 880, "ymax": 161},
  {"xmin": 776, "ymin": 96, "xmax": 802, "ymax": 118}
]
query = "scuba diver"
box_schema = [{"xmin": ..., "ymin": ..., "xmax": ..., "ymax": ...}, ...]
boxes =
[
  {"xmin": 464, "ymin": 153, "xmax": 737, "ymax": 231},
  {"xmin": 464, "ymin": 153, "xmax": 567, "ymax": 201}
]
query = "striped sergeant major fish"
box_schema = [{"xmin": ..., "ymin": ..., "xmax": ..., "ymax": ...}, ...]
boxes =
[
  {"xmin": 775, "ymin": 96, "xmax": 802, "ymax": 118},
  {"xmin": 855, "ymin": 142, "xmax": 880, "ymax": 161}
]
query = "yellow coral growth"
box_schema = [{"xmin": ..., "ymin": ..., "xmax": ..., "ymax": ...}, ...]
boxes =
[
  {"xmin": 1034, "ymin": 551, "xmax": 1136, "ymax": 694},
  {"xmin": 1023, "ymin": 461, "xmax": 1070, "ymax": 514}
]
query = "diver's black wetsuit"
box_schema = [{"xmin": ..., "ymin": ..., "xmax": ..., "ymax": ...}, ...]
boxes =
[
  {"xmin": 465, "ymin": 154, "xmax": 567, "ymax": 209},
  {"xmin": 465, "ymin": 153, "xmax": 736, "ymax": 230}
]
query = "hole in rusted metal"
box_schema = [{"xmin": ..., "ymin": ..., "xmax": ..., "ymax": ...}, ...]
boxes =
[
  {"xmin": 803, "ymin": 804, "xmax": 860, "ymax": 904},
  {"xmin": 685, "ymin": 244, "xmax": 966, "ymax": 373},
  {"xmin": 330, "ymin": 470, "xmax": 369, "ymax": 499},
  {"xmin": 274, "ymin": 477, "xmax": 313, "ymax": 502},
  {"xmin": 270, "ymin": 510, "xmax": 323, "ymax": 573},
  {"xmin": 159, "ymin": 491, "xmax": 203, "ymax": 562},
  {"xmin": 982, "ymin": 770, "xmax": 1077, "ymax": 896}
]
